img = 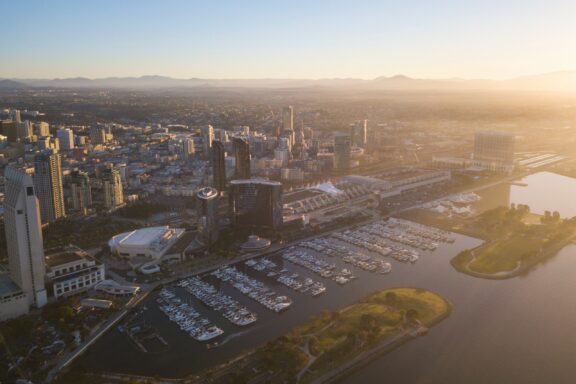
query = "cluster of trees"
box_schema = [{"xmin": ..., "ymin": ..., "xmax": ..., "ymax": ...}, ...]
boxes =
[
  {"xmin": 541, "ymin": 210, "xmax": 561, "ymax": 224},
  {"xmin": 116, "ymin": 202, "xmax": 168, "ymax": 220},
  {"xmin": 43, "ymin": 218, "xmax": 137, "ymax": 249},
  {"xmin": 256, "ymin": 336, "xmax": 308, "ymax": 382}
]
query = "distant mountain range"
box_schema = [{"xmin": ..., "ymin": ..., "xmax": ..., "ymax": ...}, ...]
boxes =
[{"xmin": 2, "ymin": 72, "xmax": 576, "ymax": 91}]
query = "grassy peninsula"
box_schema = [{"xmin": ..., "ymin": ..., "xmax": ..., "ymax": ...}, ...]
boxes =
[{"xmin": 451, "ymin": 205, "xmax": 576, "ymax": 278}]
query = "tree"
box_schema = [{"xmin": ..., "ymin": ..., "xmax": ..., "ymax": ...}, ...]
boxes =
[{"xmin": 385, "ymin": 291, "xmax": 398, "ymax": 305}]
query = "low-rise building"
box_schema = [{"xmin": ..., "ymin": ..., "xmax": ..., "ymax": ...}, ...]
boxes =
[
  {"xmin": 108, "ymin": 226, "xmax": 185, "ymax": 267},
  {"xmin": 44, "ymin": 246, "xmax": 105, "ymax": 299},
  {"xmin": 0, "ymin": 273, "xmax": 29, "ymax": 321},
  {"xmin": 95, "ymin": 280, "xmax": 140, "ymax": 296}
]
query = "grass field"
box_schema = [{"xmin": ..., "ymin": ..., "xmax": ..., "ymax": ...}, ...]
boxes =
[
  {"xmin": 466, "ymin": 235, "xmax": 543, "ymax": 274},
  {"xmin": 297, "ymin": 288, "xmax": 449, "ymax": 383}
]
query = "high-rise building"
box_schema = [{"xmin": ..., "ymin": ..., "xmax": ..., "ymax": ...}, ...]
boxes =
[
  {"xmin": 201, "ymin": 125, "xmax": 214, "ymax": 159},
  {"xmin": 3, "ymin": 166, "xmax": 47, "ymax": 309},
  {"xmin": 473, "ymin": 131, "xmax": 515, "ymax": 172},
  {"xmin": 101, "ymin": 166, "xmax": 124, "ymax": 209},
  {"xmin": 17, "ymin": 120, "xmax": 33, "ymax": 140},
  {"xmin": 57, "ymin": 128, "xmax": 75, "ymax": 150},
  {"xmin": 196, "ymin": 187, "xmax": 219, "ymax": 247},
  {"xmin": 89, "ymin": 125, "xmax": 107, "ymax": 145},
  {"xmin": 274, "ymin": 148, "xmax": 290, "ymax": 166},
  {"xmin": 282, "ymin": 106, "xmax": 294, "ymax": 132},
  {"xmin": 229, "ymin": 179, "xmax": 283, "ymax": 231},
  {"xmin": 10, "ymin": 109, "xmax": 21, "ymax": 123},
  {"xmin": 212, "ymin": 140, "xmax": 226, "ymax": 192},
  {"xmin": 351, "ymin": 120, "xmax": 368, "ymax": 148},
  {"xmin": 68, "ymin": 170, "xmax": 92, "ymax": 212},
  {"xmin": 34, "ymin": 150, "xmax": 66, "ymax": 222},
  {"xmin": 234, "ymin": 138, "xmax": 251, "ymax": 179},
  {"xmin": 295, "ymin": 120, "xmax": 305, "ymax": 147},
  {"xmin": 334, "ymin": 133, "xmax": 351, "ymax": 170},
  {"xmin": 181, "ymin": 137, "xmax": 195, "ymax": 161},
  {"xmin": 35, "ymin": 121, "xmax": 50, "ymax": 137},
  {"xmin": 282, "ymin": 129, "xmax": 295, "ymax": 148}
]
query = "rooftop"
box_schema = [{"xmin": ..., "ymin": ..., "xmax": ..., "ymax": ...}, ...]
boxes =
[
  {"xmin": 283, "ymin": 189, "xmax": 324, "ymax": 204},
  {"xmin": 117, "ymin": 226, "xmax": 173, "ymax": 247},
  {"xmin": 230, "ymin": 179, "xmax": 282, "ymax": 186},
  {"xmin": 45, "ymin": 250, "xmax": 88, "ymax": 268}
]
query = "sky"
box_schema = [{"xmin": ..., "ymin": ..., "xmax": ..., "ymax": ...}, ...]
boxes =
[{"xmin": 2, "ymin": 0, "xmax": 576, "ymax": 80}]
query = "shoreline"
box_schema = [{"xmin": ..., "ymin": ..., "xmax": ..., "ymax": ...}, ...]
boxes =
[
  {"xmin": 310, "ymin": 293, "xmax": 452, "ymax": 384},
  {"xmin": 450, "ymin": 232, "xmax": 576, "ymax": 280}
]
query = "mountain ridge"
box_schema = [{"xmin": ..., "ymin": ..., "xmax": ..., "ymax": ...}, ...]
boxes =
[{"xmin": 2, "ymin": 71, "xmax": 576, "ymax": 91}]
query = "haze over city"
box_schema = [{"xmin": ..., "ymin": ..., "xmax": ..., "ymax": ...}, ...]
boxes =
[{"xmin": 3, "ymin": 2, "xmax": 576, "ymax": 384}]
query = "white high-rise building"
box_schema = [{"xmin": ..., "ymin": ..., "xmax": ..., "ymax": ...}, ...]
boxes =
[
  {"xmin": 3, "ymin": 167, "xmax": 47, "ymax": 309},
  {"xmin": 57, "ymin": 128, "xmax": 75, "ymax": 150},
  {"xmin": 201, "ymin": 125, "xmax": 214, "ymax": 159}
]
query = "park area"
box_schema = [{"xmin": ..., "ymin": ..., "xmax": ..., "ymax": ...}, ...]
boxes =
[
  {"xmin": 242, "ymin": 288, "xmax": 450, "ymax": 384},
  {"xmin": 451, "ymin": 205, "xmax": 576, "ymax": 277}
]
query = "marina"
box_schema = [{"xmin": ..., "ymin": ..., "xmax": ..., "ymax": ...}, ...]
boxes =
[
  {"xmin": 245, "ymin": 258, "xmax": 327, "ymax": 296},
  {"xmin": 156, "ymin": 288, "xmax": 224, "ymax": 342},
  {"xmin": 177, "ymin": 276, "xmax": 257, "ymax": 326},
  {"xmin": 76, "ymin": 218, "xmax": 487, "ymax": 379},
  {"xmin": 211, "ymin": 266, "xmax": 293, "ymax": 312}
]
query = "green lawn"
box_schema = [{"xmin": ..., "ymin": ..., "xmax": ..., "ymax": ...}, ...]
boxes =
[
  {"xmin": 467, "ymin": 235, "xmax": 543, "ymax": 274},
  {"xmin": 299, "ymin": 288, "xmax": 449, "ymax": 383},
  {"xmin": 451, "ymin": 206, "xmax": 576, "ymax": 277}
]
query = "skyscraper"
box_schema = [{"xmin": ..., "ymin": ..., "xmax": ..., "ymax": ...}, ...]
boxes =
[
  {"xmin": 229, "ymin": 179, "xmax": 283, "ymax": 231},
  {"xmin": 181, "ymin": 137, "xmax": 195, "ymax": 161},
  {"xmin": 57, "ymin": 128, "xmax": 75, "ymax": 150},
  {"xmin": 3, "ymin": 166, "xmax": 47, "ymax": 308},
  {"xmin": 34, "ymin": 150, "xmax": 66, "ymax": 222},
  {"xmin": 89, "ymin": 125, "xmax": 107, "ymax": 145},
  {"xmin": 234, "ymin": 138, "xmax": 251, "ymax": 179},
  {"xmin": 351, "ymin": 120, "xmax": 367, "ymax": 148},
  {"xmin": 35, "ymin": 121, "xmax": 50, "ymax": 137},
  {"xmin": 282, "ymin": 106, "xmax": 294, "ymax": 132},
  {"xmin": 473, "ymin": 131, "xmax": 515, "ymax": 172},
  {"xmin": 212, "ymin": 140, "xmax": 226, "ymax": 192},
  {"xmin": 201, "ymin": 125, "xmax": 214, "ymax": 159},
  {"xmin": 196, "ymin": 187, "xmax": 219, "ymax": 247},
  {"xmin": 68, "ymin": 170, "xmax": 92, "ymax": 212},
  {"xmin": 101, "ymin": 166, "xmax": 124, "ymax": 209},
  {"xmin": 334, "ymin": 133, "xmax": 352, "ymax": 170}
]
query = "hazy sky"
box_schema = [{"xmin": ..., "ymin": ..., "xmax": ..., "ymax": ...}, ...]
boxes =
[{"xmin": 2, "ymin": 0, "xmax": 576, "ymax": 79}]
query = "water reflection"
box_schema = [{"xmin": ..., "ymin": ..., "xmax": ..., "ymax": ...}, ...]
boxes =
[{"xmin": 476, "ymin": 171, "xmax": 576, "ymax": 217}]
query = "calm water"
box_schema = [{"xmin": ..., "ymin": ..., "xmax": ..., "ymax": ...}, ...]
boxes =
[
  {"xmin": 77, "ymin": 231, "xmax": 483, "ymax": 377},
  {"xmin": 77, "ymin": 212, "xmax": 576, "ymax": 383},
  {"xmin": 342, "ymin": 245, "xmax": 576, "ymax": 384},
  {"xmin": 476, "ymin": 171, "xmax": 576, "ymax": 217}
]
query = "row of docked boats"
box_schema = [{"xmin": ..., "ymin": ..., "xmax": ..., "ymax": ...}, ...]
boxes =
[
  {"xmin": 303, "ymin": 236, "xmax": 398, "ymax": 270},
  {"xmin": 177, "ymin": 276, "xmax": 257, "ymax": 326},
  {"xmin": 245, "ymin": 258, "xmax": 327, "ymax": 296},
  {"xmin": 331, "ymin": 230, "xmax": 419, "ymax": 263},
  {"xmin": 157, "ymin": 288, "xmax": 223, "ymax": 341},
  {"xmin": 388, "ymin": 218, "xmax": 456, "ymax": 243},
  {"xmin": 212, "ymin": 267, "xmax": 293, "ymax": 312},
  {"xmin": 282, "ymin": 247, "xmax": 357, "ymax": 285}
]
